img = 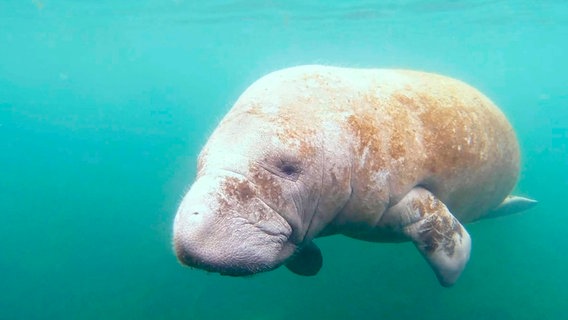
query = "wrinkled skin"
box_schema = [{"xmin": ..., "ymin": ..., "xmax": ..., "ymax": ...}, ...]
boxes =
[
  {"xmin": 173, "ymin": 65, "xmax": 528, "ymax": 285},
  {"xmin": 172, "ymin": 102, "xmax": 329, "ymax": 275}
]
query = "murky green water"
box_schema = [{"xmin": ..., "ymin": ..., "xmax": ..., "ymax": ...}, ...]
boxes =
[{"xmin": 1, "ymin": 1, "xmax": 566, "ymax": 319}]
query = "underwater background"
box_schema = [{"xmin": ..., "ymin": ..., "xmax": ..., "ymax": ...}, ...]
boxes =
[{"xmin": 1, "ymin": 1, "xmax": 567, "ymax": 319}]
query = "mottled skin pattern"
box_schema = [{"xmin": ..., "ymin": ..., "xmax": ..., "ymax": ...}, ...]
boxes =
[{"xmin": 173, "ymin": 65, "xmax": 520, "ymax": 286}]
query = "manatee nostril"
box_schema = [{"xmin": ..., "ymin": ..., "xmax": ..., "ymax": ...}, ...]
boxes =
[{"xmin": 192, "ymin": 211, "xmax": 199, "ymax": 215}]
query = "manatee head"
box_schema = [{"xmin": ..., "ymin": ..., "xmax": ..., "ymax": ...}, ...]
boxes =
[
  {"xmin": 173, "ymin": 96, "xmax": 328, "ymax": 275},
  {"xmin": 173, "ymin": 171, "xmax": 296, "ymax": 275}
]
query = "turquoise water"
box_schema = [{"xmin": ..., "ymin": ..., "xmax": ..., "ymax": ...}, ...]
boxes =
[{"xmin": 1, "ymin": 1, "xmax": 567, "ymax": 319}]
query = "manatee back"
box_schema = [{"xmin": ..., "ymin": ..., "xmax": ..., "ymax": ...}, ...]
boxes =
[{"xmin": 343, "ymin": 68, "xmax": 520, "ymax": 222}]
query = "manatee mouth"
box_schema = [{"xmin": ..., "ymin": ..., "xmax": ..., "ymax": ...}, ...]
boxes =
[
  {"xmin": 173, "ymin": 211, "xmax": 296, "ymax": 276},
  {"xmin": 175, "ymin": 225, "xmax": 287, "ymax": 276},
  {"xmin": 175, "ymin": 238, "xmax": 292, "ymax": 277},
  {"xmin": 176, "ymin": 231, "xmax": 295, "ymax": 277},
  {"xmin": 176, "ymin": 248, "xmax": 266, "ymax": 276}
]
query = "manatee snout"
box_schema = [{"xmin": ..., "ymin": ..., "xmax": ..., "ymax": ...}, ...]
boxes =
[
  {"xmin": 173, "ymin": 174, "xmax": 296, "ymax": 275},
  {"xmin": 173, "ymin": 218, "xmax": 284, "ymax": 276}
]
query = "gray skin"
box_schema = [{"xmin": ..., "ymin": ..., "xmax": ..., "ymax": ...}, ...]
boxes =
[{"xmin": 173, "ymin": 65, "xmax": 536, "ymax": 286}]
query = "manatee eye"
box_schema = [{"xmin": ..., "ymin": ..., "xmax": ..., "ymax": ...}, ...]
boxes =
[
  {"xmin": 281, "ymin": 163, "xmax": 299, "ymax": 176},
  {"xmin": 277, "ymin": 159, "xmax": 301, "ymax": 179}
]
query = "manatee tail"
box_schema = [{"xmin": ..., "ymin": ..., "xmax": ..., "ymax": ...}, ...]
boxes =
[{"xmin": 481, "ymin": 195, "xmax": 538, "ymax": 220}]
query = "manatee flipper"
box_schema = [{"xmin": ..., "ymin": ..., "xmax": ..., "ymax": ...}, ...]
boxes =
[
  {"xmin": 285, "ymin": 241, "xmax": 323, "ymax": 276},
  {"xmin": 382, "ymin": 187, "xmax": 471, "ymax": 287},
  {"xmin": 482, "ymin": 195, "xmax": 538, "ymax": 220}
]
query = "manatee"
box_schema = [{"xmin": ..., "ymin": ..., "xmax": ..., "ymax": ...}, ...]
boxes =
[{"xmin": 173, "ymin": 65, "xmax": 536, "ymax": 286}]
